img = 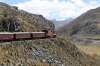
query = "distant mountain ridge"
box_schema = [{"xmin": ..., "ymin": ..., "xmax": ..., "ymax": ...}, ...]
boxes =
[{"xmin": 51, "ymin": 18, "xmax": 73, "ymax": 27}]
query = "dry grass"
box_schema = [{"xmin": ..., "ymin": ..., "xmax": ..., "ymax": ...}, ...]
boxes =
[
  {"xmin": 0, "ymin": 50, "xmax": 6, "ymax": 63},
  {"xmin": 76, "ymin": 44, "xmax": 100, "ymax": 55},
  {"xmin": 0, "ymin": 43, "xmax": 33, "ymax": 65},
  {"xmin": 97, "ymin": 23, "xmax": 100, "ymax": 28},
  {"xmin": 35, "ymin": 37, "xmax": 100, "ymax": 66},
  {"xmin": 0, "ymin": 41, "xmax": 56, "ymax": 66},
  {"xmin": 0, "ymin": 37, "xmax": 100, "ymax": 66},
  {"xmin": 17, "ymin": 17, "xmax": 38, "ymax": 32},
  {"xmin": 75, "ymin": 44, "xmax": 100, "ymax": 65}
]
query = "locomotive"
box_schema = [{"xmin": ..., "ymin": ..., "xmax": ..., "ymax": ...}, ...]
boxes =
[{"xmin": 0, "ymin": 30, "xmax": 56, "ymax": 41}]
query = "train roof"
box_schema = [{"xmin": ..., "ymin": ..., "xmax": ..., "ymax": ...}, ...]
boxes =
[
  {"xmin": 13, "ymin": 32, "xmax": 31, "ymax": 34},
  {"xmin": 31, "ymin": 32, "xmax": 45, "ymax": 33},
  {"xmin": 13, "ymin": 32, "xmax": 45, "ymax": 34},
  {"xmin": 0, "ymin": 32, "xmax": 13, "ymax": 34},
  {"xmin": 0, "ymin": 32, "xmax": 45, "ymax": 34}
]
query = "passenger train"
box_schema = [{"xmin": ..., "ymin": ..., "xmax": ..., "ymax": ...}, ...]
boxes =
[{"xmin": 0, "ymin": 30, "xmax": 56, "ymax": 41}]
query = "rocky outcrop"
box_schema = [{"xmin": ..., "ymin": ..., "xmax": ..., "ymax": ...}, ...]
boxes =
[
  {"xmin": 0, "ymin": 2, "xmax": 55, "ymax": 32},
  {"xmin": 70, "ymin": 20, "xmax": 100, "ymax": 36},
  {"xmin": 0, "ymin": 37, "xmax": 99, "ymax": 66},
  {"xmin": 1, "ymin": 17, "xmax": 22, "ymax": 32}
]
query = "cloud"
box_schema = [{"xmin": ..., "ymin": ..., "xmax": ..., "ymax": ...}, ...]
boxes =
[
  {"xmin": 71, "ymin": 0, "xmax": 86, "ymax": 7},
  {"xmin": 0, "ymin": 0, "xmax": 4, "ymax": 2},
  {"xmin": 13, "ymin": 0, "xmax": 100, "ymax": 20}
]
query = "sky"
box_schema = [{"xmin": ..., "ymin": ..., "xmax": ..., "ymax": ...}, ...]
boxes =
[{"xmin": 1, "ymin": 0, "xmax": 100, "ymax": 20}]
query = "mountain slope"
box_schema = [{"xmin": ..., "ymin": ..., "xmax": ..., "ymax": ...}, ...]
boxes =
[
  {"xmin": 0, "ymin": 37, "xmax": 99, "ymax": 66},
  {"xmin": 57, "ymin": 7, "xmax": 100, "ymax": 37},
  {"xmin": 0, "ymin": 2, "xmax": 54, "ymax": 32}
]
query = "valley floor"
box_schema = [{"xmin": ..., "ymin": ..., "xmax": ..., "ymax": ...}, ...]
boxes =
[
  {"xmin": 70, "ymin": 36, "xmax": 100, "ymax": 64},
  {"xmin": 70, "ymin": 36, "xmax": 100, "ymax": 55},
  {"xmin": 75, "ymin": 44, "xmax": 100, "ymax": 55}
]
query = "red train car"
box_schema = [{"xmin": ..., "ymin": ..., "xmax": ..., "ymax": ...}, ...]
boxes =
[
  {"xmin": 0, "ymin": 30, "xmax": 56, "ymax": 41},
  {"xmin": 31, "ymin": 32, "xmax": 45, "ymax": 38},
  {"xmin": 14, "ymin": 32, "xmax": 31, "ymax": 40},
  {"xmin": 42, "ymin": 30, "xmax": 56, "ymax": 37},
  {"xmin": 52, "ymin": 30, "xmax": 56, "ymax": 37},
  {"xmin": 0, "ymin": 32, "xmax": 13, "ymax": 41}
]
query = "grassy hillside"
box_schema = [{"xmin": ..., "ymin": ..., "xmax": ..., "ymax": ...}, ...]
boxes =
[
  {"xmin": 0, "ymin": 2, "xmax": 55, "ymax": 32},
  {"xmin": 0, "ymin": 37, "xmax": 99, "ymax": 66}
]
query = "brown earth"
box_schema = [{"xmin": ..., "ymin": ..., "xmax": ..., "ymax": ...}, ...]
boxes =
[{"xmin": 0, "ymin": 37, "xmax": 100, "ymax": 66}]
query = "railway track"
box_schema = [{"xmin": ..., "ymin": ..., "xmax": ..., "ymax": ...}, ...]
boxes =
[{"xmin": 0, "ymin": 37, "xmax": 56, "ymax": 45}]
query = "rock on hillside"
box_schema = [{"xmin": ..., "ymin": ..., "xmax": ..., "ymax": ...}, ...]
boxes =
[
  {"xmin": 0, "ymin": 2, "xmax": 54, "ymax": 32},
  {"xmin": 57, "ymin": 6, "xmax": 100, "ymax": 37},
  {"xmin": 0, "ymin": 37, "xmax": 99, "ymax": 66}
]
